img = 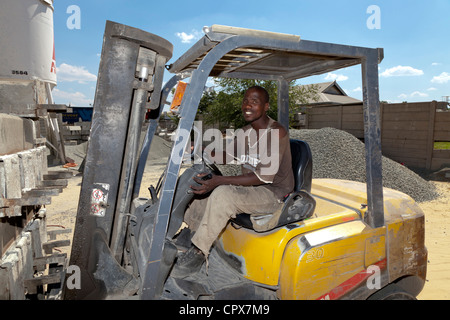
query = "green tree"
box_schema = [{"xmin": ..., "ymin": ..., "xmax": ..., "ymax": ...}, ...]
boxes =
[{"xmin": 198, "ymin": 78, "xmax": 318, "ymax": 130}]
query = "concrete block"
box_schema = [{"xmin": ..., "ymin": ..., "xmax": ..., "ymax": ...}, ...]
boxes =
[
  {"xmin": 0, "ymin": 251, "xmax": 25, "ymax": 300},
  {"xmin": 0, "ymin": 154, "xmax": 21, "ymax": 199},
  {"xmin": 39, "ymin": 147, "xmax": 47, "ymax": 177},
  {"xmin": 18, "ymin": 150, "xmax": 36, "ymax": 192},
  {"xmin": 0, "ymin": 160, "xmax": 5, "ymax": 207},
  {"xmin": 26, "ymin": 219, "xmax": 46, "ymax": 259},
  {"xmin": 0, "ymin": 146, "xmax": 50, "ymax": 217},
  {"xmin": 64, "ymin": 140, "xmax": 78, "ymax": 146},
  {"xmin": 68, "ymin": 125, "xmax": 82, "ymax": 132},
  {"xmin": 31, "ymin": 149, "xmax": 41, "ymax": 188},
  {"xmin": 0, "ymin": 261, "xmax": 9, "ymax": 299},
  {"xmin": 34, "ymin": 148, "xmax": 43, "ymax": 182},
  {"xmin": 38, "ymin": 146, "xmax": 48, "ymax": 175},
  {"xmin": 11, "ymin": 206, "xmax": 21, "ymax": 217},
  {"xmin": 15, "ymin": 232, "xmax": 33, "ymax": 282},
  {"xmin": 0, "ymin": 114, "xmax": 39, "ymax": 156},
  {"xmin": 0, "ymin": 114, "xmax": 25, "ymax": 156},
  {"xmin": 0, "ymin": 206, "xmax": 21, "ymax": 218},
  {"xmin": 0, "ymin": 231, "xmax": 33, "ymax": 300},
  {"xmin": 22, "ymin": 119, "xmax": 37, "ymax": 150},
  {"xmin": 14, "ymin": 147, "xmax": 48, "ymax": 194},
  {"xmin": 31, "ymin": 150, "xmax": 39, "ymax": 189}
]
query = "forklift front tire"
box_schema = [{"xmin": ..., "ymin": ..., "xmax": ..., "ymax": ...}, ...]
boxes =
[{"xmin": 368, "ymin": 283, "xmax": 417, "ymax": 300}]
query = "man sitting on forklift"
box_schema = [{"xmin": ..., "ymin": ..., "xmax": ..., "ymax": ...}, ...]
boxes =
[{"xmin": 172, "ymin": 86, "xmax": 295, "ymax": 278}]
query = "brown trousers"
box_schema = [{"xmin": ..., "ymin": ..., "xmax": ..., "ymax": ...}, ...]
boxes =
[{"xmin": 184, "ymin": 184, "xmax": 282, "ymax": 256}]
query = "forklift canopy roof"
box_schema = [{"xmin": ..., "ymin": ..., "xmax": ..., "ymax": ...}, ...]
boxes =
[{"xmin": 168, "ymin": 24, "xmax": 383, "ymax": 81}]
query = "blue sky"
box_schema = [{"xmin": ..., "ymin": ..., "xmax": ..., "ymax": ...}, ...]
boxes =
[{"xmin": 52, "ymin": 0, "xmax": 450, "ymax": 107}]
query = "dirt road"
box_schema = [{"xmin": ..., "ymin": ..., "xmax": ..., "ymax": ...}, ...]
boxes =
[{"xmin": 417, "ymin": 181, "xmax": 450, "ymax": 299}]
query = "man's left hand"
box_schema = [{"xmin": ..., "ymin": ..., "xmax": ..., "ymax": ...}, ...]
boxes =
[{"xmin": 191, "ymin": 173, "xmax": 220, "ymax": 195}]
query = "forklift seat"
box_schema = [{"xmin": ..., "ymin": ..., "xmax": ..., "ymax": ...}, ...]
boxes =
[
  {"xmin": 231, "ymin": 139, "xmax": 315, "ymax": 232},
  {"xmin": 290, "ymin": 139, "xmax": 313, "ymax": 193}
]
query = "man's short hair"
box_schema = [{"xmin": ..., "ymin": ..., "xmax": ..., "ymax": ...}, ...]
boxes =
[{"xmin": 247, "ymin": 86, "xmax": 269, "ymax": 104}]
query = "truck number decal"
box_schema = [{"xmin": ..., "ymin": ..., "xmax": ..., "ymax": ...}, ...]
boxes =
[
  {"xmin": 11, "ymin": 70, "xmax": 29, "ymax": 75},
  {"xmin": 306, "ymin": 247, "xmax": 324, "ymax": 263}
]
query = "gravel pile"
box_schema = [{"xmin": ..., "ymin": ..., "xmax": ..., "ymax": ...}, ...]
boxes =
[
  {"xmin": 289, "ymin": 127, "xmax": 439, "ymax": 202},
  {"xmin": 148, "ymin": 135, "xmax": 173, "ymax": 163}
]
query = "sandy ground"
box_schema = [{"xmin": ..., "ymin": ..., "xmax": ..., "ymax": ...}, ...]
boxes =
[
  {"xmin": 45, "ymin": 160, "xmax": 450, "ymax": 300},
  {"xmin": 417, "ymin": 180, "xmax": 450, "ymax": 299}
]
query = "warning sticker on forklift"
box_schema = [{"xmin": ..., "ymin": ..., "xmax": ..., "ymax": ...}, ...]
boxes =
[{"xmin": 90, "ymin": 183, "xmax": 110, "ymax": 217}]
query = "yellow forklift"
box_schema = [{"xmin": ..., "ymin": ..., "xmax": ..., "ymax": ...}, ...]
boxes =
[{"xmin": 64, "ymin": 22, "xmax": 426, "ymax": 300}]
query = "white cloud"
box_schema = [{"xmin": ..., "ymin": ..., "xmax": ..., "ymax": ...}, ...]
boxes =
[
  {"xmin": 56, "ymin": 63, "xmax": 97, "ymax": 84},
  {"xmin": 427, "ymin": 87, "xmax": 437, "ymax": 91},
  {"xmin": 411, "ymin": 91, "xmax": 429, "ymax": 98},
  {"xmin": 380, "ymin": 65, "xmax": 424, "ymax": 77},
  {"xmin": 431, "ymin": 62, "xmax": 441, "ymax": 66},
  {"xmin": 398, "ymin": 91, "xmax": 429, "ymax": 100},
  {"xmin": 385, "ymin": 99, "xmax": 403, "ymax": 104},
  {"xmin": 175, "ymin": 30, "xmax": 202, "ymax": 44},
  {"xmin": 431, "ymin": 72, "xmax": 450, "ymax": 84},
  {"xmin": 352, "ymin": 87, "xmax": 362, "ymax": 92},
  {"xmin": 52, "ymin": 88, "xmax": 93, "ymax": 106},
  {"xmin": 324, "ymin": 72, "xmax": 348, "ymax": 81}
]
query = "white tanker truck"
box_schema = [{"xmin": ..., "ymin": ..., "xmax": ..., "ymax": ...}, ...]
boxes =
[{"xmin": 0, "ymin": 0, "xmax": 70, "ymax": 300}]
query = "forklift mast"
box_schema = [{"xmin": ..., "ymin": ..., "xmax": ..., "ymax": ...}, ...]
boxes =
[{"xmin": 64, "ymin": 21, "xmax": 172, "ymax": 300}]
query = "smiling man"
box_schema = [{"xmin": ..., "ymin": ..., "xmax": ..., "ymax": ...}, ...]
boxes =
[{"xmin": 172, "ymin": 86, "xmax": 294, "ymax": 278}]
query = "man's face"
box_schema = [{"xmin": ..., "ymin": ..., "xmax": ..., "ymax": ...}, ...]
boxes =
[{"xmin": 241, "ymin": 88, "xmax": 269, "ymax": 123}]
